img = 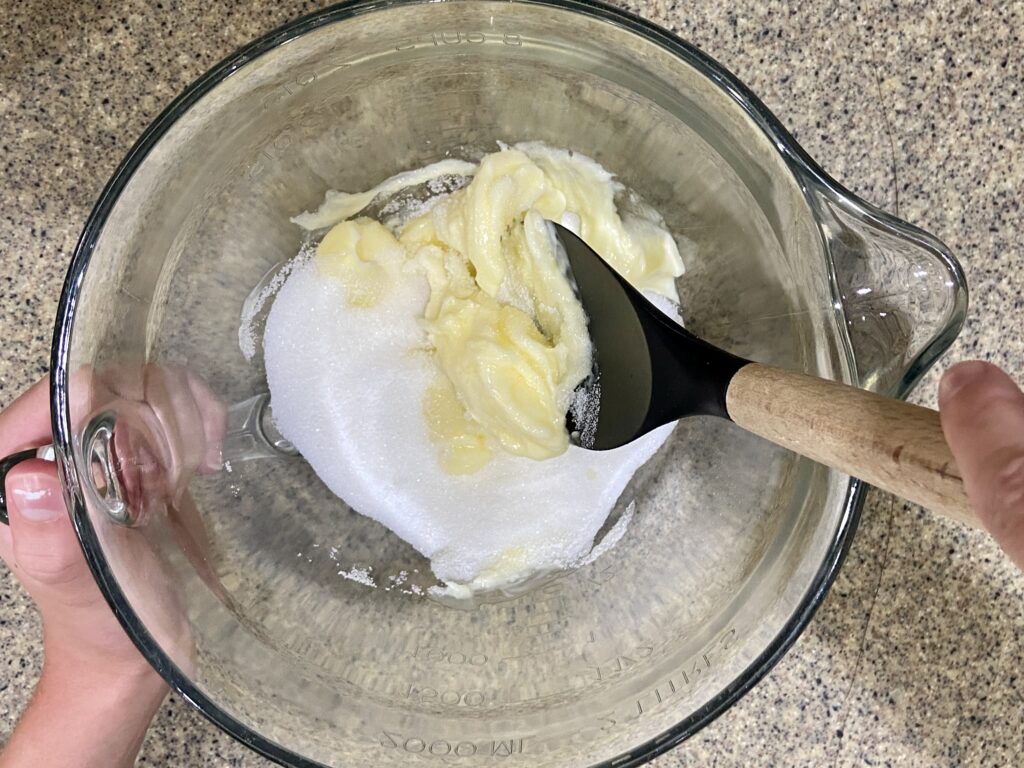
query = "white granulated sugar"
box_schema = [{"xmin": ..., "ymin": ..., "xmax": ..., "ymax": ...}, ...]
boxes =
[
  {"xmin": 338, "ymin": 566, "xmax": 376, "ymax": 588},
  {"xmin": 380, "ymin": 193, "xmax": 447, "ymax": 232},
  {"xmin": 569, "ymin": 374, "xmax": 601, "ymax": 449},
  {"xmin": 575, "ymin": 501, "xmax": 635, "ymax": 567},
  {"xmin": 384, "ymin": 570, "xmax": 411, "ymax": 592},
  {"xmin": 264, "ymin": 258, "xmax": 675, "ymax": 591},
  {"xmin": 427, "ymin": 173, "xmax": 470, "ymax": 196},
  {"xmin": 379, "ymin": 174, "xmax": 471, "ymax": 232},
  {"xmin": 238, "ymin": 252, "xmax": 308, "ymax": 361},
  {"xmin": 644, "ymin": 290, "xmax": 684, "ymax": 323}
]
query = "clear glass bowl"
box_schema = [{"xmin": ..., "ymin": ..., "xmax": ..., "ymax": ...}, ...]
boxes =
[{"xmin": 51, "ymin": 1, "xmax": 966, "ymax": 766}]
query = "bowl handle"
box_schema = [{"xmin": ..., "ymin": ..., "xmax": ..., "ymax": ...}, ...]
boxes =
[
  {"xmin": 810, "ymin": 183, "xmax": 968, "ymax": 397},
  {"xmin": 0, "ymin": 393, "xmax": 296, "ymax": 526}
]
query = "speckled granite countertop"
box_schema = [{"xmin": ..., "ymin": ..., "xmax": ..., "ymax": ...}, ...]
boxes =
[{"xmin": 1, "ymin": 1, "xmax": 1022, "ymax": 766}]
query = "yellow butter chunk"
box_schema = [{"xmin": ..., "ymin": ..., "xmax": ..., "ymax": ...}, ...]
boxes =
[
  {"xmin": 428, "ymin": 291, "xmax": 575, "ymax": 459},
  {"xmin": 422, "ymin": 376, "xmax": 493, "ymax": 474},
  {"xmin": 315, "ymin": 143, "xmax": 684, "ymax": 472},
  {"xmin": 315, "ymin": 218, "xmax": 403, "ymax": 307},
  {"xmin": 401, "ymin": 149, "xmax": 594, "ymax": 463},
  {"xmin": 515, "ymin": 142, "xmax": 685, "ymax": 297},
  {"xmin": 472, "ymin": 546, "xmax": 530, "ymax": 589}
]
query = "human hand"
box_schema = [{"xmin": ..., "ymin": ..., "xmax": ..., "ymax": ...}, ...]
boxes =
[
  {"xmin": 86, "ymin": 362, "xmax": 227, "ymax": 514},
  {"xmin": 0, "ymin": 377, "xmax": 165, "ymax": 767},
  {"xmin": 940, "ymin": 360, "xmax": 1024, "ymax": 569},
  {"xmin": 0, "ymin": 367, "xmax": 226, "ymax": 768},
  {"xmin": 0, "ymin": 377, "xmax": 161, "ymax": 680}
]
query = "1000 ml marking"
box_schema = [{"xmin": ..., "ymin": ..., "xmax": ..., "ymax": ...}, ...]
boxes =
[
  {"xmin": 379, "ymin": 731, "xmax": 528, "ymax": 758},
  {"xmin": 395, "ymin": 31, "xmax": 522, "ymax": 50}
]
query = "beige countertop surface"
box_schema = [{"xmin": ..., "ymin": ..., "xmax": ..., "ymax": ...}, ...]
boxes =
[{"xmin": 1, "ymin": 1, "xmax": 1022, "ymax": 766}]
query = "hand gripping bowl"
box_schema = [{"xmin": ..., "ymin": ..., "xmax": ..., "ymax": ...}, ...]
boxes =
[{"xmin": 42, "ymin": 1, "xmax": 966, "ymax": 766}]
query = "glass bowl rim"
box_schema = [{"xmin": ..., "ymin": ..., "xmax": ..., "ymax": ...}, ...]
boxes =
[{"xmin": 49, "ymin": 0, "xmax": 964, "ymax": 765}]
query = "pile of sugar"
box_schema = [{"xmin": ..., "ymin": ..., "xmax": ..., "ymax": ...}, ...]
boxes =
[
  {"xmin": 263, "ymin": 259, "xmax": 674, "ymax": 591},
  {"xmin": 238, "ymin": 256, "xmax": 306, "ymax": 362}
]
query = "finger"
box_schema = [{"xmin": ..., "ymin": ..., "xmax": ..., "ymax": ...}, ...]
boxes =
[
  {"xmin": 169, "ymin": 492, "xmax": 223, "ymax": 599},
  {"xmin": 939, "ymin": 360, "xmax": 1024, "ymax": 568},
  {"xmin": 0, "ymin": 377, "xmax": 52, "ymax": 456},
  {"xmin": 185, "ymin": 371, "xmax": 227, "ymax": 472},
  {"xmin": 67, "ymin": 364, "xmax": 117, "ymax": 427},
  {"xmin": 7, "ymin": 461, "xmax": 94, "ymax": 598},
  {"xmin": 111, "ymin": 416, "xmax": 163, "ymax": 519},
  {"xmin": 93, "ymin": 360, "xmax": 146, "ymax": 403},
  {"xmin": 144, "ymin": 364, "xmax": 207, "ymax": 482}
]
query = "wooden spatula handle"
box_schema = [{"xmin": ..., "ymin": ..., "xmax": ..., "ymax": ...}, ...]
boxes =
[{"xmin": 725, "ymin": 363, "xmax": 977, "ymax": 527}]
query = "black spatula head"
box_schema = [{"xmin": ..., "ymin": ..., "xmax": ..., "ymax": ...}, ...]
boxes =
[{"xmin": 550, "ymin": 222, "xmax": 747, "ymax": 450}]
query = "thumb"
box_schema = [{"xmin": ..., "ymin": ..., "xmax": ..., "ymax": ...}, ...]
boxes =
[
  {"xmin": 939, "ymin": 361, "xmax": 1024, "ymax": 568},
  {"xmin": 7, "ymin": 462, "xmax": 92, "ymax": 592}
]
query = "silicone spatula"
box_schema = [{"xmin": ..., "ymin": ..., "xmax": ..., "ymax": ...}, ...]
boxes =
[{"xmin": 550, "ymin": 222, "xmax": 975, "ymax": 526}]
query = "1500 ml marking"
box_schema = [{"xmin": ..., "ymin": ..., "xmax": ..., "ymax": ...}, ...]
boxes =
[{"xmin": 394, "ymin": 31, "xmax": 522, "ymax": 50}]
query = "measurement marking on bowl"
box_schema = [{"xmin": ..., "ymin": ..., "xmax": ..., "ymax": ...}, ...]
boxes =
[
  {"xmin": 578, "ymin": 561, "xmax": 618, "ymax": 586},
  {"xmin": 401, "ymin": 641, "xmax": 664, "ymax": 709},
  {"xmin": 394, "ymin": 31, "xmax": 523, "ymax": 51},
  {"xmin": 411, "ymin": 646, "xmax": 490, "ymax": 667},
  {"xmin": 243, "ymin": 28, "xmax": 528, "ymax": 183},
  {"xmin": 379, "ymin": 633, "xmax": 738, "ymax": 759},
  {"xmin": 591, "ymin": 627, "xmax": 737, "ymax": 730},
  {"xmin": 379, "ymin": 731, "xmax": 530, "ymax": 758},
  {"xmin": 356, "ymin": 639, "xmax": 665, "ymax": 713},
  {"xmin": 404, "ymin": 685, "xmax": 499, "ymax": 708},
  {"xmin": 402, "ymin": 680, "xmax": 568, "ymax": 710},
  {"xmin": 583, "ymin": 643, "xmax": 655, "ymax": 682},
  {"xmin": 244, "ymin": 94, "xmax": 366, "ymax": 182},
  {"xmin": 249, "ymin": 29, "xmax": 522, "ymax": 158},
  {"xmin": 494, "ymin": 631, "xmax": 599, "ymax": 670}
]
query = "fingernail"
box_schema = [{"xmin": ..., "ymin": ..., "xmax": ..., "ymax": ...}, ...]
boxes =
[
  {"xmin": 11, "ymin": 474, "xmax": 65, "ymax": 522},
  {"xmin": 940, "ymin": 360, "xmax": 989, "ymax": 402}
]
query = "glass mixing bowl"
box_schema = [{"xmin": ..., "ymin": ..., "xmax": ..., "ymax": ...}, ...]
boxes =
[{"xmin": 46, "ymin": 0, "xmax": 966, "ymax": 765}]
